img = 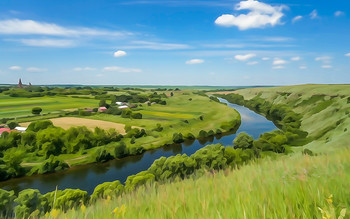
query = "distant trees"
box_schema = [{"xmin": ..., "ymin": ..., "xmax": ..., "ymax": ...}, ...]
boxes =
[{"xmin": 31, "ymin": 107, "xmax": 42, "ymax": 115}]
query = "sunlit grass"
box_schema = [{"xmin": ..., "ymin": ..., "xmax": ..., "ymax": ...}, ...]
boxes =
[{"xmin": 47, "ymin": 148, "xmax": 350, "ymax": 219}]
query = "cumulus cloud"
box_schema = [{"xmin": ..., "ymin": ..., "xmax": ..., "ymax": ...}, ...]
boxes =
[
  {"xmin": 299, "ymin": 66, "xmax": 307, "ymax": 70},
  {"xmin": 345, "ymin": 53, "xmax": 350, "ymax": 57},
  {"xmin": 215, "ymin": 0, "xmax": 287, "ymax": 30},
  {"xmin": 273, "ymin": 58, "xmax": 287, "ymax": 65},
  {"xmin": 186, "ymin": 59, "xmax": 204, "ymax": 64},
  {"xmin": 103, "ymin": 66, "xmax": 142, "ymax": 73},
  {"xmin": 334, "ymin": 11, "xmax": 345, "ymax": 17},
  {"xmin": 292, "ymin": 15, "xmax": 303, "ymax": 23},
  {"xmin": 272, "ymin": 65, "xmax": 285, "ymax": 69},
  {"xmin": 9, "ymin": 66, "xmax": 21, "ymax": 70},
  {"xmin": 114, "ymin": 50, "xmax": 127, "ymax": 58},
  {"xmin": 321, "ymin": 65, "xmax": 332, "ymax": 69},
  {"xmin": 291, "ymin": 56, "xmax": 300, "ymax": 61},
  {"xmin": 261, "ymin": 57, "xmax": 270, "ymax": 61},
  {"xmin": 0, "ymin": 19, "xmax": 129, "ymax": 37},
  {"xmin": 310, "ymin": 10, "xmax": 318, "ymax": 19},
  {"xmin": 26, "ymin": 67, "xmax": 47, "ymax": 72},
  {"xmin": 234, "ymin": 53, "xmax": 256, "ymax": 61},
  {"xmin": 73, "ymin": 67, "xmax": 96, "ymax": 71},
  {"xmin": 247, "ymin": 61, "xmax": 259, "ymax": 65}
]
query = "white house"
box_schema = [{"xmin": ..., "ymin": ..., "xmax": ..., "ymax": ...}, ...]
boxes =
[
  {"xmin": 15, "ymin": 127, "xmax": 27, "ymax": 132},
  {"xmin": 118, "ymin": 106, "xmax": 129, "ymax": 109},
  {"xmin": 116, "ymin": 102, "xmax": 123, "ymax": 106}
]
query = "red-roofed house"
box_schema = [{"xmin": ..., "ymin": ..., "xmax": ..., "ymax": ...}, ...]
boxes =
[
  {"xmin": 0, "ymin": 128, "xmax": 12, "ymax": 136},
  {"xmin": 98, "ymin": 107, "xmax": 107, "ymax": 112}
]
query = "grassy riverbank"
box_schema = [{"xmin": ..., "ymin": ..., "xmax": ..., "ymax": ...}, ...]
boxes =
[{"xmin": 48, "ymin": 84, "xmax": 350, "ymax": 218}]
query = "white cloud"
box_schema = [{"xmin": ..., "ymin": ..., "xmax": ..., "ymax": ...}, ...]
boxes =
[
  {"xmin": 299, "ymin": 66, "xmax": 307, "ymax": 70},
  {"xmin": 291, "ymin": 56, "xmax": 300, "ymax": 61},
  {"xmin": 272, "ymin": 65, "xmax": 285, "ymax": 69},
  {"xmin": 345, "ymin": 53, "xmax": 350, "ymax": 57},
  {"xmin": 73, "ymin": 67, "xmax": 96, "ymax": 71},
  {"xmin": 122, "ymin": 41, "xmax": 190, "ymax": 50},
  {"xmin": 9, "ymin": 66, "xmax": 21, "ymax": 70},
  {"xmin": 0, "ymin": 19, "xmax": 129, "ymax": 37},
  {"xmin": 103, "ymin": 66, "xmax": 142, "ymax": 73},
  {"xmin": 334, "ymin": 11, "xmax": 345, "ymax": 17},
  {"xmin": 247, "ymin": 61, "xmax": 259, "ymax": 65},
  {"xmin": 292, "ymin": 15, "xmax": 303, "ymax": 23},
  {"xmin": 321, "ymin": 65, "xmax": 332, "ymax": 69},
  {"xmin": 186, "ymin": 59, "xmax": 204, "ymax": 64},
  {"xmin": 215, "ymin": 0, "xmax": 287, "ymax": 30},
  {"xmin": 26, "ymin": 67, "xmax": 47, "ymax": 72},
  {"xmin": 234, "ymin": 53, "xmax": 256, "ymax": 61},
  {"xmin": 18, "ymin": 39, "xmax": 76, "ymax": 47},
  {"xmin": 262, "ymin": 57, "xmax": 270, "ymax": 61},
  {"xmin": 315, "ymin": 56, "xmax": 332, "ymax": 63},
  {"xmin": 310, "ymin": 10, "xmax": 318, "ymax": 19},
  {"xmin": 114, "ymin": 50, "xmax": 127, "ymax": 58},
  {"xmin": 273, "ymin": 58, "xmax": 287, "ymax": 65}
]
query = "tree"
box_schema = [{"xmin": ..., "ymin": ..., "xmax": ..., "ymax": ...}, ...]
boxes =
[
  {"xmin": 114, "ymin": 142, "xmax": 127, "ymax": 158},
  {"xmin": 99, "ymin": 99, "xmax": 107, "ymax": 107},
  {"xmin": 31, "ymin": 107, "xmax": 42, "ymax": 115},
  {"xmin": 14, "ymin": 189, "xmax": 45, "ymax": 219},
  {"xmin": 172, "ymin": 133, "xmax": 184, "ymax": 143},
  {"xmin": 233, "ymin": 132, "xmax": 253, "ymax": 149},
  {"xmin": 6, "ymin": 121, "xmax": 18, "ymax": 130}
]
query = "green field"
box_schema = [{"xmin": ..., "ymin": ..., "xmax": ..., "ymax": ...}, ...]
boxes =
[
  {"xmin": 0, "ymin": 95, "xmax": 98, "ymax": 119},
  {"xmin": 48, "ymin": 84, "xmax": 350, "ymax": 219}
]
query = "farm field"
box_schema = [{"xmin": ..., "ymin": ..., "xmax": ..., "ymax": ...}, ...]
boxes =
[
  {"xmin": 0, "ymin": 95, "xmax": 98, "ymax": 119},
  {"xmin": 20, "ymin": 117, "xmax": 131, "ymax": 134}
]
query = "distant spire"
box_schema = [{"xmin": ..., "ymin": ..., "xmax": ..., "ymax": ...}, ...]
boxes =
[{"xmin": 18, "ymin": 78, "xmax": 23, "ymax": 88}]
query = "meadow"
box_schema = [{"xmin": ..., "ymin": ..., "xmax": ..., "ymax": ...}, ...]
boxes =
[{"xmin": 0, "ymin": 95, "xmax": 98, "ymax": 119}]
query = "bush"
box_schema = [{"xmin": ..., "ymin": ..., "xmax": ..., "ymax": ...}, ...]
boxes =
[
  {"xmin": 79, "ymin": 110, "xmax": 92, "ymax": 116},
  {"xmin": 153, "ymin": 123, "xmax": 163, "ymax": 132},
  {"xmin": 125, "ymin": 171, "xmax": 155, "ymax": 192},
  {"xmin": 14, "ymin": 189, "xmax": 45, "ymax": 218},
  {"xmin": 6, "ymin": 121, "xmax": 18, "ymax": 130},
  {"xmin": 233, "ymin": 132, "xmax": 254, "ymax": 149},
  {"xmin": 52, "ymin": 189, "xmax": 89, "ymax": 211},
  {"xmin": 27, "ymin": 120, "xmax": 54, "ymax": 132},
  {"xmin": 31, "ymin": 107, "xmax": 42, "ymax": 115},
  {"xmin": 198, "ymin": 130, "xmax": 208, "ymax": 138},
  {"xmin": 121, "ymin": 109, "xmax": 132, "ymax": 118},
  {"xmin": 91, "ymin": 180, "xmax": 124, "ymax": 202},
  {"xmin": 131, "ymin": 113, "xmax": 142, "ymax": 119},
  {"xmin": 184, "ymin": 133, "xmax": 195, "ymax": 139},
  {"xmin": 0, "ymin": 189, "xmax": 15, "ymax": 217},
  {"xmin": 113, "ymin": 142, "xmax": 127, "ymax": 158},
  {"xmin": 94, "ymin": 148, "xmax": 114, "ymax": 163},
  {"xmin": 31, "ymin": 155, "xmax": 69, "ymax": 175},
  {"xmin": 172, "ymin": 133, "xmax": 184, "ymax": 143}
]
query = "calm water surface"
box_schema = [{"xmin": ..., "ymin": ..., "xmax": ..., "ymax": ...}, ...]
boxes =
[{"xmin": 0, "ymin": 98, "xmax": 277, "ymax": 194}]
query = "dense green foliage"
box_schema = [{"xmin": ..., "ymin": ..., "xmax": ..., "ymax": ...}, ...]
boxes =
[{"xmin": 32, "ymin": 107, "xmax": 42, "ymax": 115}]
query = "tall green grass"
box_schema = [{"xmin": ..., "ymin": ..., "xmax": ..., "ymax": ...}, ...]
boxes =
[{"xmin": 45, "ymin": 149, "xmax": 350, "ymax": 219}]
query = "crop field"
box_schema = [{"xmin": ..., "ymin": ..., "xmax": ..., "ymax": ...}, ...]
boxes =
[
  {"xmin": 20, "ymin": 117, "xmax": 129, "ymax": 134},
  {"xmin": 0, "ymin": 95, "xmax": 98, "ymax": 118}
]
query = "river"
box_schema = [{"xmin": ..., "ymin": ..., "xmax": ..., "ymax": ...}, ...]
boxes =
[{"xmin": 0, "ymin": 98, "xmax": 277, "ymax": 194}]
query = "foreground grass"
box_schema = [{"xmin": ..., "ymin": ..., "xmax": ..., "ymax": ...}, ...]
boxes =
[{"xmin": 47, "ymin": 149, "xmax": 350, "ymax": 219}]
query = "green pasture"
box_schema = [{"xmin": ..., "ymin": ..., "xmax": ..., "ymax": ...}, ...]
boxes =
[{"xmin": 0, "ymin": 94, "xmax": 99, "ymax": 119}]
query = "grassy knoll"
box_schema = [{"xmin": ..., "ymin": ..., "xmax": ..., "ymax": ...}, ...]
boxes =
[
  {"xmin": 0, "ymin": 94, "xmax": 98, "ymax": 119},
  {"xmin": 48, "ymin": 84, "xmax": 349, "ymax": 218}
]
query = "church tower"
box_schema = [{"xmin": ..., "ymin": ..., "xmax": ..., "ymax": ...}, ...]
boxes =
[{"xmin": 18, "ymin": 78, "xmax": 23, "ymax": 88}]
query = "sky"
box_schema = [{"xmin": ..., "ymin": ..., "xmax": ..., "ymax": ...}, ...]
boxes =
[{"xmin": 0, "ymin": 0, "xmax": 349, "ymax": 86}]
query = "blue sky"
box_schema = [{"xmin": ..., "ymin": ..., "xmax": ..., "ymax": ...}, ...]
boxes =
[{"xmin": 0, "ymin": 0, "xmax": 349, "ymax": 86}]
